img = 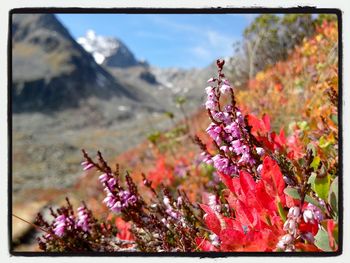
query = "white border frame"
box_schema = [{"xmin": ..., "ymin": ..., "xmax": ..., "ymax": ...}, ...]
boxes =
[{"xmin": 1, "ymin": 1, "xmax": 348, "ymax": 263}]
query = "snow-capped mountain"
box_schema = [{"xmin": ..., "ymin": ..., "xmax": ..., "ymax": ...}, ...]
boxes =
[{"xmin": 77, "ymin": 30, "xmax": 140, "ymax": 68}]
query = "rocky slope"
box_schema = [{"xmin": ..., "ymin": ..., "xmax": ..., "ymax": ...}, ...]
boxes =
[
  {"xmin": 77, "ymin": 30, "xmax": 144, "ymax": 68},
  {"xmin": 12, "ymin": 14, "xmax": 153, "ymax": 113},
  {"xmin": 10, "ymin": 14, "xmax": 224, "ymax": 251},
  {"xmin": 11, "ymin": 14, "xmax": 223, "ymax": 197}
]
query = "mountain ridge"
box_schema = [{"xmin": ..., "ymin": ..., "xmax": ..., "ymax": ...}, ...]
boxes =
[{"xmin": 12, "ymin": 14, "xmax": 144, "ymax": 113}]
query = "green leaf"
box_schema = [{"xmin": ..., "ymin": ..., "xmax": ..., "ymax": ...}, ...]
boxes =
[
  {"xmin": 297, "ymin": 121, "xmax": 309, "ymax": 131},
  {"xmin": 307, "ymin": 143, "xmax": 317, "ymax": 157},
  {"xmin": 319, "ymin": 136, "xmax": 332, "ymax": 149},
  {"xmin": 310, "ymin": 156, "xmax": 321, "ymax": 170},
  {"xmin": 175, "ymin": 96, "xmax": 186, "ymax": 106},
  {"xmin": 283, "ymin": 187, "xmax": 300, "ymax": 199},
  {"xmin": 277, "ymin": 201, "xmax": 287, "ymax": 222},
  {"xmin": 283, "ymin": 187, "xmax": 326, "ymax": 213},
  {"xmin": 147, "ymin": 131, "xmax": 161, "ymax": 144},
  {"xmin": 328, "ymin": 177, "xmax": 339, "ymax": 216},
  {"xmin": 314, "ymin": 227, "xmax": 332, "ymax": 251},
  {"xmin": 314, "ymin": 174, "xmax": 331, "ymax": 201},
  {"xmin": 308, "ymin": 172, "xmax": 316, "ymax": 188},
  {"xmin": 330, "ymin": 114, "xmax": 338, "ymax": 125}
]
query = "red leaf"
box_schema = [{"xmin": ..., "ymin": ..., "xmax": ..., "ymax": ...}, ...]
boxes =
[
  {"xmin": 261, "ymin": 156, "xmax": 286, "ymax": 205},
  {"xmin": 299, "ymin": 220, "xmax": 319, "ymax": 236},
  {"xmin": 199, "ymin": 203, "xmax": 214, "ymax": 215},
  {"xmin": 295, "ymin": 243, "xmax": 320, "ymax": 252},
  {"xmin": 247, "ymin": 114, "xmax": 270, "ymax": 135},
  {"xmin": 219, "ymin": 229, "xmax": 245, "ymax": 251},
  {"xmin": 256, "ymin": 181, "xmax": 276, "ymax": 212},
  {"xmin": 262, "ymin": 114, "xmax": 271, "ymax": 132},
  {"xmin": 199, "ymin": 204, "xmax": 221, "ymax": 235},
  {"xmin": 218, "ymin": 172, "xmax": 235, "ymax": 193},
  {"xmin": 114, "ymin": 217, "xmax": 134, "ymax": 241},
  {"xmin": 272, "ymin": 128, "xmax": 287, "ymax": 149},
  {"xmin": 233, "ymin": 200, "xmax": 255, "ymax": 228},
  {"xmin": 195, "ymin": 237, "xmax": 218, "ymax": 251},
  {"xmin": 327, "ymin": 219, "xmax": 337, "ymax": 250},
  {"xmin": 223, "ymin": 217, "xmax": 243, "ymax": 232},
  {"xmin": 239, "ymin": 170, "xmax": 256, "ymax": 194}
]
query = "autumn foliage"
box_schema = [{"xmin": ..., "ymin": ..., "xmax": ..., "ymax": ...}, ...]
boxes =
[{"xmin": 35, "ymin": 20, "xmax": 339, "ymax": 253}]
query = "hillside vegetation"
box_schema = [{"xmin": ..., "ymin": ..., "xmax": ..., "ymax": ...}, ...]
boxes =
[{"xmin": 13, "ymin": 19, "xmax": 339, "ymax": 253}]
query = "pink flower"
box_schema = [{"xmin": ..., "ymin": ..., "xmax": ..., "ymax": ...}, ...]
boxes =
[
  {"xmin": 214, "ymin": 112, "xmax": 231, "ymax": 124},
  {"xmin": 220, "ymin": 83, "xmax": 231, "ymax": 94},
  {"xmin": 205, "ymin": 100, "xmax": 217, "ymax": 110},
  {"xmin": 81, "ymin": 161, "xmax": 94, "ymax": 171},
  {"xmin": 76, "ymin": 206, "xmax": 90, "ymax": 232},
  {"xmin": 99, "ymin": 173, "xmax": 109, "ymax": 183},
  {"xmin": 205, "ymin": 86, "xmax": 214, "ymax": 94},
  {"xmin": 224, "ymin": 122, "xmax": 241, "ymax": 138},
  {"xmin": 206, "ymin": 123, "xmax": 222, "ymax": 144},
  {"xmin": 53, "ymin": 215, "xmax": 67, "ymax": 237},
  {"xmin": 256, "ymin": 147, "xmax": 265, "ymax": 156}
]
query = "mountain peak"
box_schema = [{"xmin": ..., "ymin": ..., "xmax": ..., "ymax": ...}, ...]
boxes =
[
  {"xmin": 12, "ymin": 14, "xmax": 137, "ymax": 112},
  {"xmin": 77, "ymin": 30, "xmax": 140, "ymax": 68}
]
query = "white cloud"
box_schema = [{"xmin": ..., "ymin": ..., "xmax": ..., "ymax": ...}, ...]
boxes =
[
  {"xmin": 188, "ymin": 29, "xmax": 236, "ymax": 66},
  {"xmin": 191, "ymin": 46, "xmax": 211, "ymax": 59},
  {"xmin": 145, "ymin": 15, "xmax": 239, "ymax": 67}
]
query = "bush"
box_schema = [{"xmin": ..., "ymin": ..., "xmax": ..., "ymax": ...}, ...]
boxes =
[{"xmin": 35, "ymin": 55, "xmax": 339, "ymax": 252}]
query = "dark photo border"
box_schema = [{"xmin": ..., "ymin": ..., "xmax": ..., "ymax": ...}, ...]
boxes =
[{"xmin": 8, "ymin": 6, "xmax": 343, "ymax": 257}]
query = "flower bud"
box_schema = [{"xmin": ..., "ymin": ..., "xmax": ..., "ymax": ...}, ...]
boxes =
[
  {"xmin": 303, "ymin": 209, "xmax": 314, "ymax": 223},
  {"xmin": 287, "ymin": 206, "xmax": 300, "ymax": 218},
  {"xmin": 256, "ymin": 147, "xmax": 265, "ymax": 156}
]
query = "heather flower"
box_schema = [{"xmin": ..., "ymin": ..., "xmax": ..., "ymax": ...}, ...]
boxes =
[
  {"xmin": 209, "ymin": 233, "xmax": 220, "ymax": 246},
  {"xmin": 201, "ymin": 64, "xmax": 261, "ymax": 177},
  {"xmin": 76, "ymin": 205, "xmax": 90, "ymax": 232},
  {"xmin": 206, "ymin": 123, "xmax": 222, "ymax": 144},
  {"xmin": 278, "ymin": 206, "xmax": 300, "ymax": 251},
  {"xmin": 205, "ymin": 86, "xmax": 214, "ymax": 95},
  {"xmin": 176, "ymin": 196, "xmax": 183, "ymax": 206},
  {"xmin": 212, "ymin": 155, "xmax": 229, "ymax": 172},
  {"xmin": 207, "ymin": 77, "xmax": 215, "ymax": 83},
  {"xmin": 257, "ymin": 164, "xmax": 263, "ymax": 174},
  {"xmin": 201, "ymin": 152, "xmax": 214, "ymax": 165},
  {"xmin": 81, "ymin": 161, "xmax": 94, "ymax": 171},
  {"xmin": 208, "ymin": 194, "xmax": 221, "ymax": 213},
  {"xmin": 53, "ymin": 214, "xmax": 67, "ymax": 237},
  {"xmin": 224, "ymin": 122, "xmax": 241, "ymax": 138},
  {"xmin": 238, "ymin": 152, "xmax": 255, "ymax": 165},
  {"xmin": 256, "ymin": 147, "xmax": 265, "ymax": 156},
  {"xmin": 163, "ymin": 196, "xmax": 170, "ymax": 206},
  {"xmin": 212, "ymin": 154, "xmax": 237, "ymax": 175},
  {"xmin": 303, "ymin": 203, "xmax": 323, "ymax": 223},
  {"xmin": 283, "ymin": 218, "xmax": 297, "ymax": 236},
  {"xmin": 219, "ymin": 81, "xmax": 231, "ymax": 94},
  {"xmin": 277, "ymin": 234, "xmax": 295, "ymax": 251},
  {"xmin": 224, "ymin": 105, "xmax": 233, "ymax": 113},
  {"xmin": 213, "ymin": 111, "xmax": 231, "ymax": 124},
  {"xmin": 103, "ymin": 193, "xmax": 121, "ymax": 213},
  {"xmin": 302, "ymin": 209, "xmax": 314, "ymax": 224},
  {"xmin": 288, "ymin": 206, "xmax": 300, "ymax": 218},
  {"xmin": 205, "ymin": 100, "xmax": 217, "ymax": 110},
  {"xmin": 99, "ymin": 173, "xmax": 109, "ymax": 183},
  {"xmin": 235, "ymin": 110, "xmax": 245, "ymax": 124},
  {"xmin": 163, "ymin": 195, "xmax": 182, "ymax": 220}
]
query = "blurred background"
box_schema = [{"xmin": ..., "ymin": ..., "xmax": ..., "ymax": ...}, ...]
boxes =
[{"xmin": 11, "ymin": 12, "xmax": 337, "ymax": 251}]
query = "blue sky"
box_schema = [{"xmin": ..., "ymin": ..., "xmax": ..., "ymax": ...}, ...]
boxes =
[{"xmin": 56, "ymin": 14, "xmax": 255, "ymax": 69}]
